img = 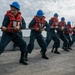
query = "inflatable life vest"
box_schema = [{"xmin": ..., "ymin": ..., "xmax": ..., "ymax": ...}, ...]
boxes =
[
  {"xmin": 50, "ymin": 17, "xmax": 59, "ymax": 28},
  {"xmin": 72, "ymin": 27, "xmax": 75, "ymax": 34},
  {"xmin": 33, "ymin": 16, "xmax": 46, "ymax": 31},
  {"xmin": 5, "ymin": 10, "xmax": 22, "ymax": 33},
  {"xmin": 58, "ymin": 21, "xmax": 66, "ymax": 30},
  {"xmin": 64, "ymin": 24, "xmax": 72, "ymax": 34},
  {"xmin": 59, "ymin": 21, "xmax": 66, "ymax": 27}
]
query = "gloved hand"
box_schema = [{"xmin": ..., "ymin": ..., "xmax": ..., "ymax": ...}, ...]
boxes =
[
  {"xmin": 14, "ymin": 26, "xmax": 20, "ymax": 31},
  {"xmin": 1, "ymin": 26, "xmax": 7, "ymax": 31}
]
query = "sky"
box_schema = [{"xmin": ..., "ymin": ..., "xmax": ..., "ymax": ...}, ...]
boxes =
[{"xmin": 0, "ymin": 0, "xmax": 75, "ymax": 37}]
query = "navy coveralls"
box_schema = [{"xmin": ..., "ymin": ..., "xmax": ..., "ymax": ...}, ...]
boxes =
[
  {"xmin": 71, "ymin": 34, "xmax": 75, "ymax": 46},
  {"xmin": 45, "ymin": 19, "xmax": 60, "ymax": 48},
  {"xmin": 57, "ymin": 23, "xmax": 68, "ymax": 49},
  {"xmin": 63, "ymin": 25, "xmax": 72, "ymax": 48},
  {"xmin": 70, "ymin": 27, "xmax": 75, "ymax": 46},
  {"xmin": 0, "ymin": 15, "xmax": 27, "ymax": 54},
  {"xmin": 27, "ymin": 17, "xmax": 49, "ymax": 53},
  {"xmin": 13, "ymin": 30, "xmax": 23, "ymax": 49}
]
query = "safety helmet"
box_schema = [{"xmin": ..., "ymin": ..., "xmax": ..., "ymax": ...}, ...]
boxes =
[
  {"xmin": 67, "ymin": 21, "xmax": 71, "ymax": 25},
  {"xmin": 54, "ymin": 13, "xmax": 58, "ymax": 17},
  {"xmin": 10, "ymin": 1, "xmax": 20, "ymax": 10},
  {"xmin": 36, "ymin": 9, "xmax": 44, "ymax": 17},
  {"xmin": 61, "ymin": 17, "xmax": 65, "ymax": 21}
]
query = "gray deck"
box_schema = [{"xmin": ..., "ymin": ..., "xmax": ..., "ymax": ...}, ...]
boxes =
[{"xmin": 0, "ymin": 47, "xmax": 75, "ymax": 75}]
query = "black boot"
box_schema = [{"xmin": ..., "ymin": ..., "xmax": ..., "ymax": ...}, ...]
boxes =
[
  {"xmin": 54, "ymin": 48, "xmax": 60, "ymax": 54},
  {"xmin": 40, "ymin": 50, "xmax": 43, "ymax": 54},
  {"xmin": 62, "ymin": 46, "xmax": 64, "ymax": 50},
  {"xmin": 42, "ymin": 52, "xmax": 49, "ymax": 59},
  {"xmin": 25, "ymin": 52, "xmax": 28, "ymax": 61},
  {"xmin": 0, "ymin": 51, "xmax": 3, "ymax": 55},
  {"xmin": 68, "ymin": 47, "xmax": 72, "ymax": 50},
  {"xmin": 0, "ymin": 52, "xmax": 1, "ymax": 55},
  {"xmin": 51, "ymin": 47, "xmax": 54, "ymax": 52},
  {"xmin": 19, "ymin": 52, "xmax": 28, "ymax": 65},
  {"xmin": 64, "ymin": 47, "xmax": 69, "ymax": 52}
]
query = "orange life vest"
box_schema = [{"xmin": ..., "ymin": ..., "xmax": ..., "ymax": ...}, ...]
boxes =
[
  {"xmin": 33, "ymin": 16, "xmax": 46, "ymax": 30},
  {"xmin": 5, "ymin": 10, "xmax": 22, "ymax": 33},
  {"xmin": 72, "ymin": 27, "xmax": 75, "ymax": 34},
  {"xmin": 50, "ymin": 17, "xmax": 59, "ymax": 28},
  {"xmin": 58, "ymin": 21, "xmax": 66, "ymax": 29},
  {"xmin": 64, "ymin": 24, "xmax": 72, "ymax": 34}
]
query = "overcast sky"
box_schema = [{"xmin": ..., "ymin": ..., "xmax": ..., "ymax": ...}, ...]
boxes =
[{"xmin": 0, "ymin": 0, "xmax": 75, "ymax": 36}]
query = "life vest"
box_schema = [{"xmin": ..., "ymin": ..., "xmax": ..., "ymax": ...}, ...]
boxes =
[
  {"xmin": 72, "ymin": 27, "xmax": 75, "ymax": 34},
  {"xmin": 57, "ymin": 21, "xmax": 66, "ymax": 32},
  {"xmin": 5, "ymin": 10, "xmax": 22, "ymax": 33},
  {"xmin": 50, "ymin": 17, "xmax": 59, "ymax": 28},
  {"xmin": 59, "ymin": 21, "xmax": 66, "ymax": 28},
  {"xmin": 33, "ymin": 16, "xmax": 46, "ymax": 31},
  {"xmin": 64, "ymin": 24, "xmax": 72, "ymax": 34}
]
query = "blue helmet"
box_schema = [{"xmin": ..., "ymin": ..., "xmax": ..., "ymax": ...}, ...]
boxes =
[
  {"xmin": 54, "ymin": 13, "xmax": 58, "ymax": 17},
  {"xmin": 36, "ymin": 10, "xmax": 44, "ymax": 17},
  {"xmin": 10, "ymin": 2, "xmax": 20, "ymax": 10},
  {"xmin": 67, "ymin": 21, "xmax": 71, "ymax": 25},
  {"xmin": 61, "ymin": 17, "xmax": 65, "ymax": 21}
]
